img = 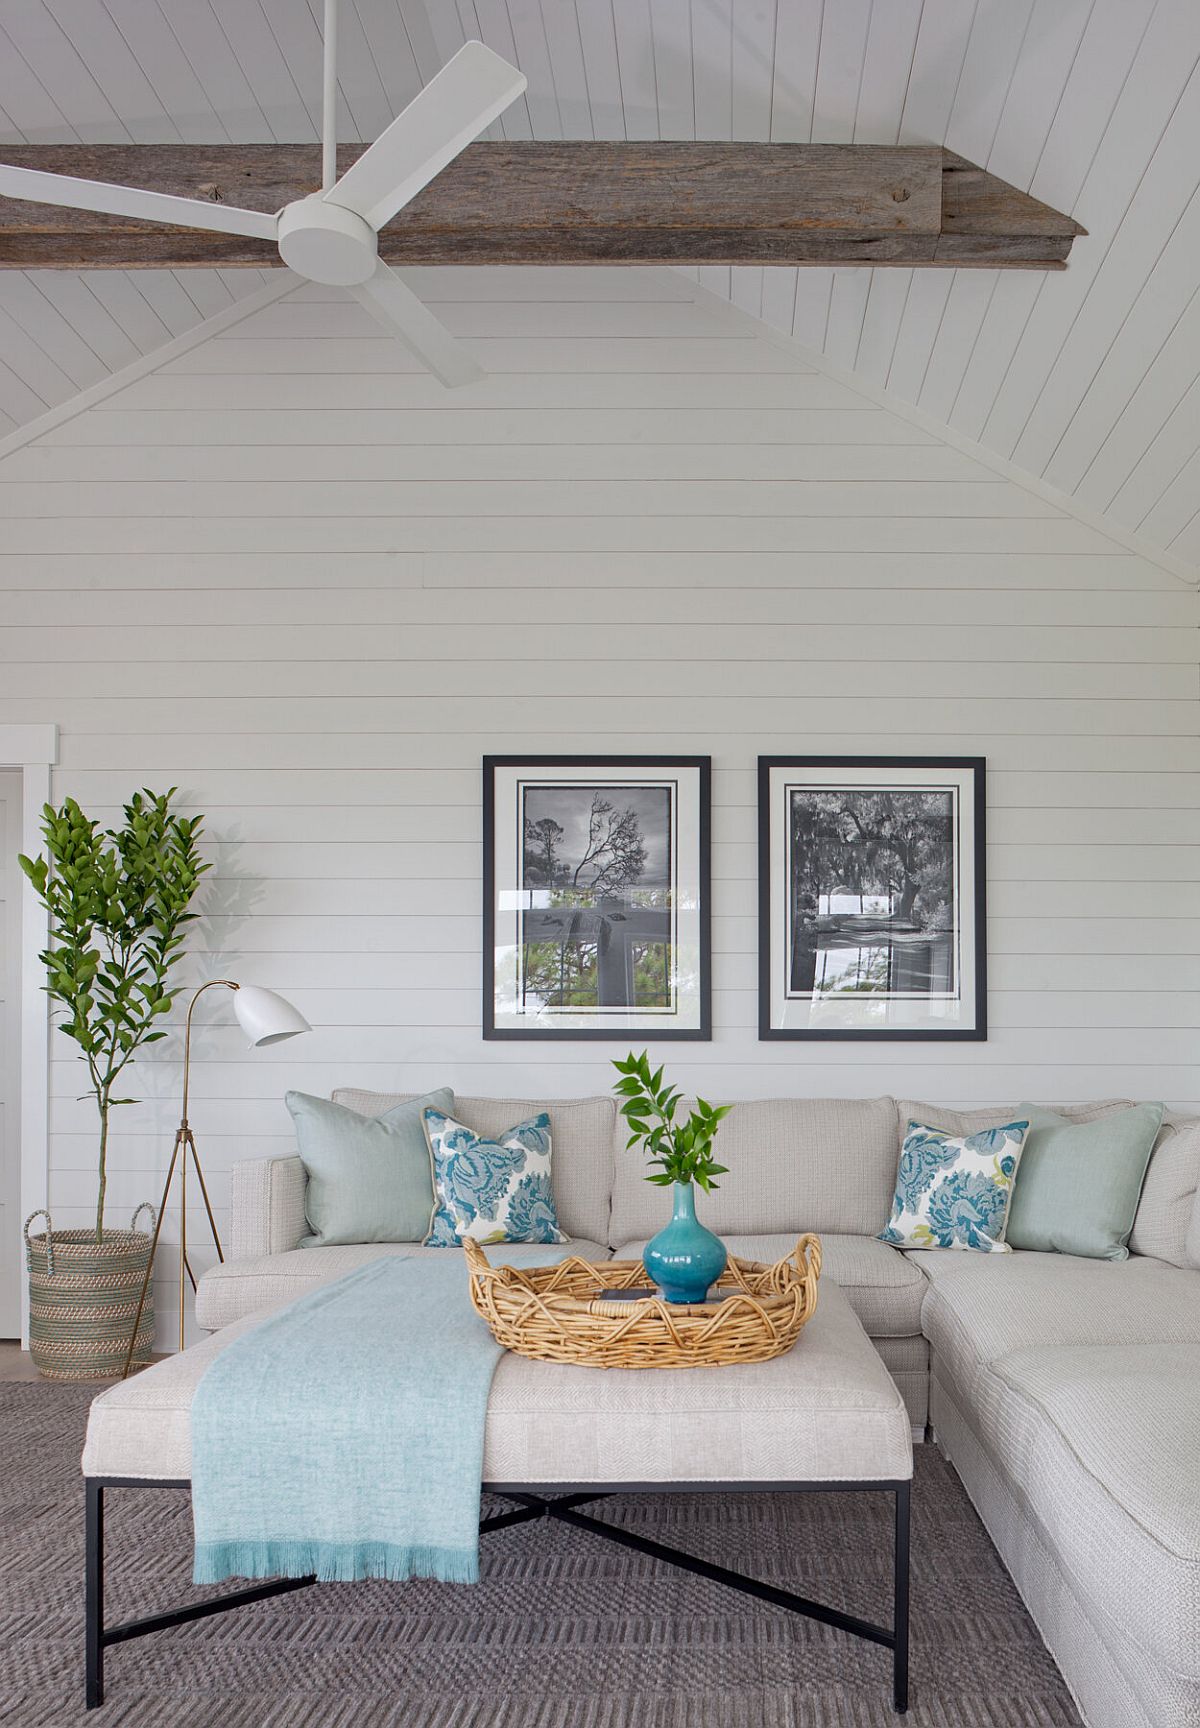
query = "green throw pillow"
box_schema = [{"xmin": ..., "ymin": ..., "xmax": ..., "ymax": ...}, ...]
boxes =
[
  {"xmin": 1006, "ymin": 1102, "xmax": 1164, "ymax": 1260},
  {"xmin": 287, "ymin": 1087, "xmax": 454, "ymax": 1247}
]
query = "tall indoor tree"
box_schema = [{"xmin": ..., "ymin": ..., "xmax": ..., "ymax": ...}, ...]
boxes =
[{"xmin": 20, "ymin": 788, "xmax": 209, "ymax": 1239}]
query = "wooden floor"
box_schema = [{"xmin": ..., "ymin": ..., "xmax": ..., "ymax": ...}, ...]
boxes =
[{"xmin": 0, "ymin": 1341, "xmax": 45, "ymax": 1381}]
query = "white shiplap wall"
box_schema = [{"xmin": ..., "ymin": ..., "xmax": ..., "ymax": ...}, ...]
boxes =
[{"xmin": 3, "ymin": 265, "xmax": 1197, "ymax": 1345}]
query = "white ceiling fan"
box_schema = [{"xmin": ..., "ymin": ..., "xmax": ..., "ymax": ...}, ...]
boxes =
[{"xmin": 0, "ymin": 4, "xmax": 527, "ymax": 388}]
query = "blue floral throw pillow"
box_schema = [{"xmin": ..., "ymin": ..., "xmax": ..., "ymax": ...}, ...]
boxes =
[
  {"xmin": 880, "ymin": 1118, "xmax": 1030, "ymax": 1253},
  {"xmin": 422, "ymin": 1109, "xmax": 567, "ymax": 1247}
]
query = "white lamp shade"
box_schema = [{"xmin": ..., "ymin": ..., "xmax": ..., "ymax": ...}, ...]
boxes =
[{"xmin": 232, "ymin": 985, "xmax": 311, "ymax": 1047}]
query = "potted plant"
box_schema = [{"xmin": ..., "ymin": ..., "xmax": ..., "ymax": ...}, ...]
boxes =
[
  {"xmin": 613, "ymin": 1051, "xmax": 732, "ymax": 1304},
  {"xmin": 19, "ymin": 789, "xmax": 208, "ymax": 1379}
]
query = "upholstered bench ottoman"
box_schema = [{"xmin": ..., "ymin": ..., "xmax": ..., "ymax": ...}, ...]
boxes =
[{"xmin": 82, "ymin": 1279, "xmax": 913, "ymax": 1712}]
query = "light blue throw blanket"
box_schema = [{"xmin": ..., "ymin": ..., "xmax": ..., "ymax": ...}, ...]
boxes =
[{"xmin": 192, "ymin": 1254, "xmax": 530, "ymax": 1586}]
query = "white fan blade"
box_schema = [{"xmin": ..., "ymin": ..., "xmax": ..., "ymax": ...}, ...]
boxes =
[
  {"xmin": 0, "ymin": 163, "xmax": 278, "ymax": 241},
  {"xmin": 352, "ymin": 261, "xmax": 483, "ymax": 389},
  {"xmin": 324, "ymin": 40, "xmax": 525, "ymax": 233}
]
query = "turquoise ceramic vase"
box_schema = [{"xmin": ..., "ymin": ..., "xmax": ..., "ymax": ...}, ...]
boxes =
[{"xmin": 643, "ymin": 1181, "xmax": 727, "ymax": 1304}]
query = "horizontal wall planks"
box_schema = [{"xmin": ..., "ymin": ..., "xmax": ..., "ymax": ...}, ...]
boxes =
[
  {"xmin": 35, "ymin": 804, "xmax": 1200, "ymax": 849},
  {"xmin": 31, "ymin": 405, "xmax": 935, "ymax": 447},
  {"xmin": 0, "ymin": 551, "xmax": 1178, "ymax": 591},
  {"xmin": 45, "ymin": 732, "xmax": 1200, "ymax": 778},
  {"xmin": 45, "ymin": 1060, "xmax": 1200, "ymax": 1111},
  {"xmin": 11, "ymin": 267, "xmax": 1195, "ymax": 1354},
  {"xmin": 0, "ymin": 479, "xmax": 1054, "ymax": 518},
  {"xmin": 32, "ymin": 875, "xmax": 1190, "ymax": 923},
  {"xmin": 15, "ymin": 837, "xmax": 1191, "ymax": 887},
  {"xmin": 3, "ymin": 582, "xmax": 1192, "ymax": 628},
  {"xmin": 6, "ymin": 620, "xmax": 1189, "ymax": 665},
  {"xmin": 50, "ymin": 762, "xmax": 1200, "ymax": 807},
  {"xmin": 0, "ymin": 514, "xmax": 1117, "ymax": 557},
  {"xmin": 36, "ymin": 945, "xmax": 1200, "ymax": 998},
  {"xmin": 86, "ymin": 988, "xmax": 1200, "ymax": 1037},
  {"xmin": 46, "ymin": 1023, "xmax": 1200, "ymax": 1080},
  {"xmin": 0, "ymin": 440, "xmax": 999, "ymax": 484},
  {"xmin": 34, "ymin": 912, "xmax": 1200, "ymax": 965},
  {"xmin": 0, "ymin": 662, "xmax": 1189, "ymax": 705}
]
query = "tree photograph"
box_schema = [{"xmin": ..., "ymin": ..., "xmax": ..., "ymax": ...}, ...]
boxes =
[
  {"xmin": 519, "ymin": 784, "xmax": 673, "ymax": 1011},
  {"xmin": 787, "ymin": 787, "xmax": 956, "ymax": 1000}
]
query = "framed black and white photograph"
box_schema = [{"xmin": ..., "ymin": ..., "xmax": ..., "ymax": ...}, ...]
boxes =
[
  {"xmin": 758, "ymin": 757, "xmax": 986, "ymax": 1041},
  {"xmin": 484, "ymin": 756, "xmax": 711, "ymax": 1040}
]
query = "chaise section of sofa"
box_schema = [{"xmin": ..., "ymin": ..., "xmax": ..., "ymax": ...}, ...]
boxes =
[{"xmin": 920, "ymin": 1239, "xmax": 1200, "ymax": 1728}]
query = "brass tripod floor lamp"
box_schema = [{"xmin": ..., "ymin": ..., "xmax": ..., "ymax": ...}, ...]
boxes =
[{"xmin": 122, "ymin": 980, "xmax": 310, "ymax": 1376}]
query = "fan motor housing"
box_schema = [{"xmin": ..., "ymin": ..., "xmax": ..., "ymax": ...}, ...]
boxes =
[{"xmin": 277, "ymin": 195, "xmax": 378, "ymax": 285}]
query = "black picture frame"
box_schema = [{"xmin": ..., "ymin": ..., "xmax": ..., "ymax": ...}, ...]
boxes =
[
  {"xmin": 757, "ymin": 755, "xmax": 987, "ymax": 1042},
  {"xmin": 484, "ymin": 755, "xmax": 712, "ymax": 1042}
]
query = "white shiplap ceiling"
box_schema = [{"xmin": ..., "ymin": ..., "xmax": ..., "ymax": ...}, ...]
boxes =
[{"xmin": 0, "ymin": 0, "xmax": 1198, "ymax": 574}]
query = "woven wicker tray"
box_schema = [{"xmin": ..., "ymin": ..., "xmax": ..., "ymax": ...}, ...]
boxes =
[{"xmin": 464, "ymin": 1233, "xmax": 822, "ymax": 1369}]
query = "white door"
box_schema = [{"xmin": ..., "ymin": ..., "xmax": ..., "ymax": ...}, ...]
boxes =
[{"xmin": 0, "ymin": 773, "xmax": 22, "ymax": 1337}]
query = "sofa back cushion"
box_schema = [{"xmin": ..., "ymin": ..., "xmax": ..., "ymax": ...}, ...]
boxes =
[
  {"xmin": 608, "ymin": 1096, "xmax": 899, "ymax": 1247},
  {"xmin": 1189, "ymin": 1179, "xmax": 1200, "ymax": 1270},
  {"xmin": 898, "ymin": 1099, "xmax": 1200, "ymax": 1269},
  {"xmin": 1006, "ymin": 1102, "xmax": 1162, "ymax": 1261},
  {"xmin": 289, "ymin": 1086, "xmax": 452, "ymax": 1246},
  {"xmin": 1134, "ymin": 1115, "xmax": 1200, "ymax": 1269},
  {"xmin": 331, "ymin": 1089, "xmax": 614, "ymax": 1247}
]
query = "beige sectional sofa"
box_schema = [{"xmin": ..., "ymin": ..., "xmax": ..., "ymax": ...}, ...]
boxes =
[{"xmin": 195, "ymin": 1090, "xmax": 1200, "ymax": 1728}]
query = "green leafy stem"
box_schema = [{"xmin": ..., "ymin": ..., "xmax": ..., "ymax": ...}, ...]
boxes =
[{"xmin": 612, "ymin": 1050, "xmax": 732, "ymax": 1191}]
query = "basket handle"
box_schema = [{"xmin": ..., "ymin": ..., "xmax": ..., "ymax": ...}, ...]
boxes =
[
  {"xmin": 795, "ymin": 1232, "xmax": 822, "ymax": 1312},
  {"xmin": 797, "ymin": 1232, "xmax": 823, "ymax": 1281},
  {"xmin": 130, "ymin": 1202, "xmax": 157, "ymax": 1235},
  {"xmin": 24, "ymin": 1208, "xmax": 54, "ymax": 1277},
  {"xmin": 764, "ymin": 1233, "xmax": 822, "ymax": 1303},
  {"xmin": 462, "ymin": 1238, "xmax": 489, "ymax": 1277}
]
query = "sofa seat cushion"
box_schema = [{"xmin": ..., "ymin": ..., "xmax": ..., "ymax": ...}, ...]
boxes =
[
  {"xmin": 610, "ymin": 1097, "xmax": 900, "ymax": 1248},
  {"xmin": 612, "ymin": 1232, "xmax": 929, "ymax": 1339},
  {"xmin": 87, "ymin": 1280, "xmax": 912, "ymax": 1488},
  {"xmin": 917, "ymin": 1248, "xmax": 1200, "ymax": 1398},
  {"xmin": 195, "ymin": 1239, "xmax": 610, "ymax": 1331},
  {"xmin": 987, "ymin": 1344, "xmax": 1200, "ymax": 1679}
]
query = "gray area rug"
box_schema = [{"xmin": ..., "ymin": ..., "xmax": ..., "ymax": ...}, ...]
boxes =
[{"xmin": 0, "ymin": 1383, "xmax": 1081, "ymax": 1728}]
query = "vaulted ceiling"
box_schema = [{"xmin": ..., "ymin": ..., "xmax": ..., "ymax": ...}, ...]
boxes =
[{"xmin": 1, "ymin": 0, "xmax": 1198, "ymax": 575}]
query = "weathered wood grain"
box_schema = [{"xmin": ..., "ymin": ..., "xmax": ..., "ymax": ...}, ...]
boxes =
[{"xmin": 0, "ymin": 143, "xmax": 1083, "ymax": 269}]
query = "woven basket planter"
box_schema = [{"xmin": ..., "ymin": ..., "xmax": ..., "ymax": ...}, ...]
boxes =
[
  {"xmin": 465, "ymin": 1233, "xmax": 822, "ymax": 1369},
  {"xmin": 24, "ymin": 1206, "xmax": 156, "ymax": 1381}
]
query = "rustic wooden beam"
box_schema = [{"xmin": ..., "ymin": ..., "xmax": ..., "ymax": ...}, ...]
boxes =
[{"xmin": 0, "ymin": 143, "xmax": 1083, "ymax": 270}]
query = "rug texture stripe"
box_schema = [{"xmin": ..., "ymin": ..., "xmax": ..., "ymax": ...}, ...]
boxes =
[{"xmin": 0, "ymin": 1384, "xmax": 1082, "ymax": 1728}]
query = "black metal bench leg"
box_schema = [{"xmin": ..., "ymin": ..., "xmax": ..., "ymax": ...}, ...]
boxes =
[
  {"xmin": 86, "ymin": 1479, "xmax": 104, "ymax": 1710},
  {"xmin": 893, "ymin": 1481, "xmax": 910, "ymax": 1714}
]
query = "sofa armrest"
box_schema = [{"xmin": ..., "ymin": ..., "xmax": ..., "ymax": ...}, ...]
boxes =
[{"xmin": 229, "ymin": 1156, "xmax": 307, "ymax": 1259}]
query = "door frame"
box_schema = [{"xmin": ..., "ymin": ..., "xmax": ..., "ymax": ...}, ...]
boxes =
[{"xmin": 0, "ymin": 727, "xmax": 57, "ymax": 1343}]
